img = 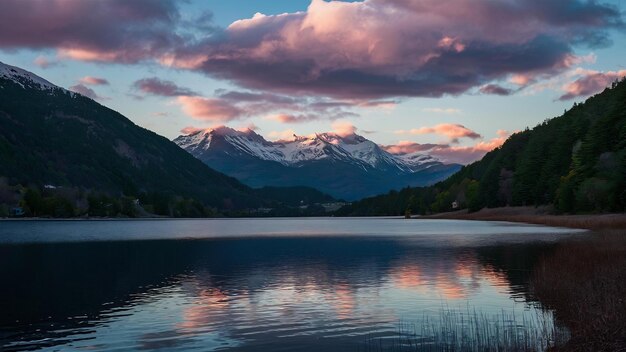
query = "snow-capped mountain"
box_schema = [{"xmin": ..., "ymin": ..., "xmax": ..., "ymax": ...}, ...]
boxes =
[
  {"xmin": 174, "ymin": 127, "xmax": 461, "ymax": 200},
  {"xmin": 0, "ymin": 61, "xmax": 65, "ymax": 93}
]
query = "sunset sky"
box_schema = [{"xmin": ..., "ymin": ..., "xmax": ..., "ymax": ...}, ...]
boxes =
[{"xmin": 1, "ymin": 0, "xmax": 625, "ymax": 163}]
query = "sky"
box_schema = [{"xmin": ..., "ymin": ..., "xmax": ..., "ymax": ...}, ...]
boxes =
[{"xmin": 0, "ymin": 0, "xmax": 625, "ymax": 164}]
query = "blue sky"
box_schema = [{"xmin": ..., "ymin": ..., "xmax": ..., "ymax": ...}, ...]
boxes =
[{"xmin": 0, "ymin": 0, "xmax": 624, "ymax": 163}]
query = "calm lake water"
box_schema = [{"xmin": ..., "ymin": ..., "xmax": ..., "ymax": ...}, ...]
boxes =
[{"xmin": 0, "ymin": 218, "xmax": 583, "ymax": 351}]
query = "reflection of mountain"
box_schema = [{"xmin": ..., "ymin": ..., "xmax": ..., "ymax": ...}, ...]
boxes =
[{"xmin": 0, "ymin": 238, "xmax": 554, "ymax": 351}]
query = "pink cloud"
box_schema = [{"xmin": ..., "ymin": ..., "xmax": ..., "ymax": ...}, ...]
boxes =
[
  {"xmin": 268, "ymin": 112, "xmax": 345, "ymax": 124},
  {"xmin": 175, "ymin": 90, "xmax": 362, "ymax": 123},
  {"xmin": 0, "ymin": 0, "xmax": 182, "ymax": 63},
  {"xmin": 269, "ymin": 114, "xmax": 314, "ymax": 124},
  {"xmin": 240, "ymin": 123, "xmax": 260, "ymax": 132},
  {"xmin": 33, "ymin": 56, "xmax": 59, "ymax": 69},
  {"xmin": 558, "ymin": 69, "xmax": 626, "ymax": 100},
  {"xmin": 331, "ymin": 121, "xmax": 357, "ymax": 137},
  {"xmin": 176, "ymin": 96, "xmax": 244, "ymax": 122},
  {"xmin": 381, "ymin": 141, "xmax": 450, "ymax": 154},
  {"xmin": 133, "ymin": 78, "xmax": 199, "ymax": 97},
  {"xmin": 165, "ymin": 0, "xmax": 622, "ymax": 99},
  {"xmin": 268, "ymin": 129, "xmax": 297, "ymax": 141},
  {"xmin": 180, "ymin": 126, "xmax": 205, "ymax": 135},
  {"xmin": 384, "ymin": 130, "xmax": 513, "ymax": 164},
  {"xmin": 496, "ymin": 129, "xmax": 511, "ymax": 138},
  {"xmin": 479, "ymin": 84, "xmax": 513, "ymax": 96},
  {"xmin": 429, "ymin": 136, "xmax": 508, "ymax": 164},
  {"xmin": 69, "ymin": 84, "xmax": 102, "ymax": 100},
  {"xmin": 396, "ymin": 123, "xmax": 482, "ymax": 140},
  {"xmin": 79, "ymin": 76, "xmax": 109, "ymax": 86},
  {"xmin": 1, "ymin": 0, "xmax": 620, "ymax": 100}
]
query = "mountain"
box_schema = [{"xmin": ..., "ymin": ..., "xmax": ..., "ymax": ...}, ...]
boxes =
[
  {"xmin": 338, "ymin": 78, "xmax": 626, "ymax": 216},
  {"xmin": 0, "ymin": 61, "xmax": 280, "ymax": 216},
  {"xmin": 174, "ymin": 127, "xmax": 460, "ymax": 200}
]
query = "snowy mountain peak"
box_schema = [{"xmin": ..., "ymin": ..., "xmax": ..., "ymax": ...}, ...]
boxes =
[
  {"xmin": 173, "ymin": 126, "xmax": 461, "ymax": 200},
  {"xmin": 0, "ymin": 61, "xmax": 63, "ymax": 92},
  {"xmin": 174, "ymin": 126, "xmax": 444, "ymax": 171}
]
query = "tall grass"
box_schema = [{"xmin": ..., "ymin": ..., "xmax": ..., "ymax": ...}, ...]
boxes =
[
  {"xmin": 363, "ymin": 306, "xmax": 568, "ymax": 352},
  {"xmin": 530, "ymin": 231, "xmax": 626, "ymax": 351}
]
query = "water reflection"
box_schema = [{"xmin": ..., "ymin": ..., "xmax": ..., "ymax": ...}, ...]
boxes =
[{"xmin": 0, "ymin": 226, "xmax": 573, "ymax": 351}]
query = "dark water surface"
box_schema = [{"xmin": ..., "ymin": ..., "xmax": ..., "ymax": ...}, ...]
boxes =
[{"xmin": 0, "ymin": 218, "xmax": 583, "ymax": 351}]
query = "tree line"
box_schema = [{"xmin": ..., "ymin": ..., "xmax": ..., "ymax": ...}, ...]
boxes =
[{"xmin": 338, "ymin": 78, "xmax": 626, "ymax": 216}]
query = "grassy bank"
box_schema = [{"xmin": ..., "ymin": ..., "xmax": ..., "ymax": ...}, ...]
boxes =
[
  {"xmin": 363, "ymin": 306, "xmax": 566, "ymax": 352},
  {"xmin": 418, "ymin": 206, "xmax": 626, "ymax": 230},
  {"xmin": 531, "ymin": 231, "xmax": 626, "ymax": 351}
]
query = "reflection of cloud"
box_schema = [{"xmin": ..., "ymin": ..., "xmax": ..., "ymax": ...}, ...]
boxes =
[
  {"xmin": 481, "ymin": 267, "xmax": 510, "ymax": 293},
  {"xmin": 177, "ymin": 283, "xmax": 233, "ymax": 331},
  {"xmin": 435, "ymin": 275, "xmax": 467, "ymax": 300},
  {"xmin": 388, "ymin": 255, "xmax": 497, "ymax": 300},
  {"xmin": 332, "ymin": 284, "xmax": 355, "ymax": 319},
  {"xmin": 391, "ymin": 265, "xmax": 424, "ymax": 290}
]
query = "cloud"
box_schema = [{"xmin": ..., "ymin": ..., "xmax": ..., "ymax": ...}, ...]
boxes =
[
  {"xmin": 268, "ymin": 129, "xmax": 297, "ymax": 141},
  {"xmin": 79, "ymin": 76, "xmax": 109, "ymax": 86},
  {"xmin": 381, "ymin": 141, "xmax": 450, "ymax": 154},
  {"xmin": 423, "ymin": 108, "xmax": 461, "ymax": 114},
  {"xmin": 33, "ymin": 55, "xmax": 60, "ymax": 69},
  {"xmin": 176, "ymin": 96, "xmax": 244, "ymax": 122},
  {"xmin": 2, "ymin": 0, "xmax": 621, "ymax": 100},
  {"xmin": 331, "ymin": 121, "xmax": 357, "ymax": 137},
  {"xmin": 395, "ymin": 123, "xmax": 482, "ymax": 140},
  {"xmin": 164, "ymin": 0, "xmax": 622, "ymax": 99},
  {"xmin": 428, "ymin": 136, "xmax": 509, "ymax": 164},
  {"xmin": 180, "ymin": 126, "xmax": 204, "ymax": 135},
  {"xmin": 133, "ymin": 78, "xmax": 199, "ymax": 97},
  {"xmin": 187, "ymin": 90, "xmax": 363, "ymax": 124},
  {"xmin": 241, "ymin": 123, "xmax": 260, "ymax": 131},
  {"xmin": 0, "ymin": 0, "xmax": 185, "ymax": 64},
  {"xmin": 558, "ymin": 69, "xmax": 626, "ymax": 100},
  {"xmin": 69, "ymin": 84, "xmax": 102, "ymax": 100},
  {"xmin": 496, "ymin": 129, "xmax": 511, "ymax": 137},
  {"xmin": 268, "ymin": 113, "xmax": 319, "ymax": 124},
  {"xmin": 133, "ymin": 82, "xmax": 362, "ymax": 123},
  {"xmin": 479, "ymin": 84, "xmax": 513, "ymax": 96},
  {"xmin": 216, "ymin": 90, "xmax": 297, "ymax": 105},
  {"xmin": 384, "ymin": 130, "xmax": 513, "ymax": 164}
]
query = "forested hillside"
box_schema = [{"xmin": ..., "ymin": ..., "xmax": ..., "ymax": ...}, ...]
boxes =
[
  {"xmin": 338, "ymin": 78, "xmax": 626, "ymax": 216},
  {"xmin": 0, "ymin": 62, "xmax": 337, "ymax": 217}
]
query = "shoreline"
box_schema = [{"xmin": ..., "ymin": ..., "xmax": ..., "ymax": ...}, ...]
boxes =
[{"xmin": 417, "ymin": 206, "xmax": 626, "ymax": 230}]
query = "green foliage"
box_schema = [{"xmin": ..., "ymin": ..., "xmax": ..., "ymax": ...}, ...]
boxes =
[
  {"xmin": 340, "ymin": 78, "xmax": 626, "ymax": 216},
  {"xmin": 466, "ymin": 180, "xmax": 481, "ymax": 212},
  {"xmin": 17, "ymin": 186, "xmax": 76, "ymax": 218}
]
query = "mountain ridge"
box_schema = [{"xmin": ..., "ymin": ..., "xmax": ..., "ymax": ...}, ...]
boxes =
[
  {"xmin": 174, "ymin": 126, "xmax": 461, "ymax": 200},
  {"xmin": 0, "ymin": 61, "xmax": 334, "ymax": 217}
]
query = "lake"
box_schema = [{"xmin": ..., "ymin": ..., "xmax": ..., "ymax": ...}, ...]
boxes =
[{"xmin": 0, "ymin": 218, "xmax": 584, "ymax": 351}]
